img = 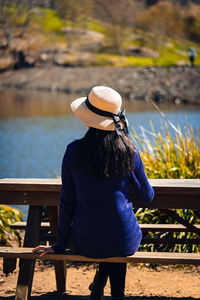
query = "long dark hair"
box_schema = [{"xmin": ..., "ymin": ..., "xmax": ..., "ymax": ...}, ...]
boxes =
[{"xmin": 75, "ymin": 127, "xmax": 136, "ymax": 177}]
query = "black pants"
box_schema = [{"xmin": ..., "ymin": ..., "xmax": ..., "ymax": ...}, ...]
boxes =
[
  {"xmin": 97, "ymin": 262, "xmax": 127, "ymax": 297},
  {"xmin": 189, "ymin": 56, "xmax": 195, "ymax": 66}
]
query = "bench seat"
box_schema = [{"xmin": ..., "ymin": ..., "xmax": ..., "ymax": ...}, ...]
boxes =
[{"xmin": 1, "ymin": 247, "xmax": 200, "ymax": 265}]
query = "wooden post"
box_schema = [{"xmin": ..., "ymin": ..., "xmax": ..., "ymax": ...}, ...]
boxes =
[
  {"xmin": 15, "ymin": 206, "xmax": 42, "ymax": 300},
  {"xmin": 48, "ymin": 206, "xmax": 66, "ymax": 293}
]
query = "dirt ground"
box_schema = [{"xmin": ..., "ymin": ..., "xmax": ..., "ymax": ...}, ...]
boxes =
[{"xmin": 0, "ymin": 260, "xmax": 200, "ymax": 300}]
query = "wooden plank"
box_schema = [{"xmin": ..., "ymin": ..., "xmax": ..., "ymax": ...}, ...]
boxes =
[
  {"xmin": 0, "ymin": 190, "xmax": 59, "ymax": 206},
  {"xmin": 140, "ymin": 224, "xmax": 200, "ymax": 232},
  {"xmin": 0, "ymin": 178, "xmax": 61, "ymax": 192},
  {"xmin": 48, "ymin": 206, "xmax": 66, "ymax": 293},
  {"xmin": 0, "ymin": 178, "xmax": 199, "ymax": 208},
  {"xmin": 139, "ymin": 192, "xmax": 200, "ymax": 208},
  {"xmin": 11, "ymin": 222, "xmax": 200, "ymax": 233},
  {"xmin": 10, "ymin": 222, "xmax": 50, "ymax": 230},
  {"xmin": 15, "ymin": 206, "xmax": 42, "ymax": 300},
  {"xmin": 0, "ymin": 247, "xmax": 200, "ymax": 265},
  {"xmin": 0, "ymin": 178, "xmax": 199, "ymax": 194},
  {"xmin": 1, "ymin": 189, "xmax": 200, "ymax": 208},
  {"xmin": 141, "ymin": 238, "xmax": 200, "ymax": 245},
  {"xmin": 149, "ymin": 179, "xmax": 200, "ymax": 190}
]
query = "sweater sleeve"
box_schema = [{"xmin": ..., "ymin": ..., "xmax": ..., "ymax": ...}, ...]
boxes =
[
  {"xmin": 130, "ymin": 150, "xmax": 154, "ymax": 203},
  {"xmin": 51, "ymin": 146, "xmax": 75, "ymax": 253}
]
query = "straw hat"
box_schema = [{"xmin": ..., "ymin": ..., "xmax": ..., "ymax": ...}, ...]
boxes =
[{"xmin": 71, "ymin": 86, "xmax": 128, "ymax": 133}]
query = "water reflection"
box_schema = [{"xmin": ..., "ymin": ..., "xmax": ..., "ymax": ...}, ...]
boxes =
[
  {"xmin": 0, "ymin": 89, "xmax": 73, "ymax": 119},
  {"xmin": 1, "ymin": 88, "xmax": 198, "ymax": 119}
]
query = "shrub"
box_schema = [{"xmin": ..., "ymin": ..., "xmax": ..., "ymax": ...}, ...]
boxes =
[
  {"xmin": 0, "ymin": 205, "xmax": 23, "ymax": 246},
  {"xmin": 132, "ymin": 121, "xmax": 199, "ymax": 179},
  {"xmin": 131, "ymin": 104, "xmax": 200, "ymax": 252},
  {"xmin": 183, "ymin": 4, "xmax": 200, "ymax": 42}
]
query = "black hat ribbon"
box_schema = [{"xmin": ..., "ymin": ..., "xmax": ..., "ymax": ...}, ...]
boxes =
[{"xmin": 85, "ymin": 96, "xmax": 129, "ymax": 135}]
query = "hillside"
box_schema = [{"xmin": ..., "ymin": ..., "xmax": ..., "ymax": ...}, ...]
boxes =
[{"xmin": 0, "ymin": 1, "xmax": 200, "ymax": 69}]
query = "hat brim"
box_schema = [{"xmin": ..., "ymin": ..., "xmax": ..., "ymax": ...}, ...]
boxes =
[{"xmin": 71, "ymin": 97, "xmax": 124, "ymax": 131}]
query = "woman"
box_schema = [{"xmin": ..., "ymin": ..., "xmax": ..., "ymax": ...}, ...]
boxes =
[{"xmin": 33, "ymin": 86, "xmax": 154, "ymax": 299}]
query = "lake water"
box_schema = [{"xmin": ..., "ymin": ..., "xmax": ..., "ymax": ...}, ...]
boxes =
[{"xmin": 0, "ymin": 88, "xmax": 199, "ymax": 218}]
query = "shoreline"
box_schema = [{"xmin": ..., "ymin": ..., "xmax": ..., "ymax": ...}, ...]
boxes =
[{"xmin": 0, "ymin": 66, "xmax": 200, "ymax": 106}]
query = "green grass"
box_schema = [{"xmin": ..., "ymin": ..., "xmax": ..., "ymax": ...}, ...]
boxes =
[
  {"xmin": 31, "ymin": 8, "xmax": 63, "ymax": 33},
  {"xmin": 90, "ymin": 37, "xmax": 200, "ymax": 67},
  {"xmin": 156, "ymin": 38, "xmax": 200, "ymax": 66},
  {"xmin": 156, "ymin": 48, "xmax": 186, "ymax": 66},
  {"xmin": 121, "ymin": 36, "xmax": 200, "ymax": 66},
  {"xmin": 94, "ymin": 53, "xmax": 154, "ymax": 67},
  {"xmin": 87, "ymin": 20, "xmax": 106, "ymax": 34}
]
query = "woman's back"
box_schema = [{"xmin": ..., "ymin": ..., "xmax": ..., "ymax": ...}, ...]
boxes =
[{"xmin": 57, "ymin": 138, "xmax": 153, "ymax": 258}]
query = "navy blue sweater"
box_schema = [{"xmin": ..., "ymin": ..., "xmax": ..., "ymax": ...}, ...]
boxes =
[{"xmin": 52, "ymin": 140, "xmax": 154, "ymax": 257}]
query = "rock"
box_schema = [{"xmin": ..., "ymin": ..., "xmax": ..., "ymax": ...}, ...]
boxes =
[
  {"xmin": 0, "ymin": 277, "xmax": 5, "ymax": 283},
  {"xmin": 174, "ymin": 97, "xmax": 182, "ymax": 105}
]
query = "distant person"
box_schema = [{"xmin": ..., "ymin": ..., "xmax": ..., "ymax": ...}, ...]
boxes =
[
  {"xmin": 189, "ymin": 47, "xmax": 196, "ymax": 66},
  {"xmin": 33, "ymin": 86, "xmax": 154, "ymax": 299}
]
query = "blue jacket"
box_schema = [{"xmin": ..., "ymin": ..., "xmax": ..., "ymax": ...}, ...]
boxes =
[{"xmin": 52, "ymin": 140, "xmax": 154, "ymax": 258}]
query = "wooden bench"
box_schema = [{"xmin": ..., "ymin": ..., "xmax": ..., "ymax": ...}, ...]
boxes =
[
  {"xmin": 0, "ymin": 178, "xmax": 200, "ymax": 300},
  {"xmin": 1, "ymin": 246, "xmax": 200, "ymax": 265}
]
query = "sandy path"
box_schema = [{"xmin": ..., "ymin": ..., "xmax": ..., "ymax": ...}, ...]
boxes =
[{"xmin": 0, "ymin": 261, "xmax": 199, "ymax": 299}]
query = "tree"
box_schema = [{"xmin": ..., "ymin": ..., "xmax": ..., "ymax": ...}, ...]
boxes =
[
  {"xmin": 94, "ymin": 0, "xmax": 135, "ymax": 53},
  {"xmin": 135, "ymin": 1, "xmax": 184, "ymax": 63},
  {"xmin": 56, "ymin": 0, "xmax": 93, "ymax": 25},
  {"xmin": 56, "ymin": 0, "xmax": 94, "ymax": 49},
  {"xmin": 136, "ymin": 1, "xmax": 183, "ymax": 38},
  {"xmin": 0, "ymin": 0, "xmax": 35, "ymax": 50},
  {"xmin": 183, "ymin": 4, "xmax": 200, "ymax": 42}
]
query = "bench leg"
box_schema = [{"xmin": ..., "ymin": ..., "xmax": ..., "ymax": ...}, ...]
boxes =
[
  {"xmin": 15, "ymin": 206, "xmax": 43, "ymax": 300},
  {"xmin": 54, "ymin": 261, "xmax": 67, "ymax": 293},
  {"xmin": 48, "ymin": 206, "xmax": 66, "ymax": 293},
  {"xmin": 15, "ymin": 259, "xmax": 36, "ymax": 300}
]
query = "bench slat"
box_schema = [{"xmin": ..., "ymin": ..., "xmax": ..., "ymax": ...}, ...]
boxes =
[
  {"xmin": 10, "ymin": 222, "xmax": 50, "ymax": 230},
  {"xmin": 0, "ymin": 247, "xmax": 200, "ymax": 265},
  {"xmin": 140, "ymin": 224, "xmax": 200, "ymax": 232},
  {"xmin": 10, "ymin": 222, "xmax": 200, "ymax": 232}
]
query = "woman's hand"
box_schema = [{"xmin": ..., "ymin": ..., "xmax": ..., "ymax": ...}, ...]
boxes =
[{"xmin": 32, "ymin": 245, "xmax": 55, "ymax": 257}]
